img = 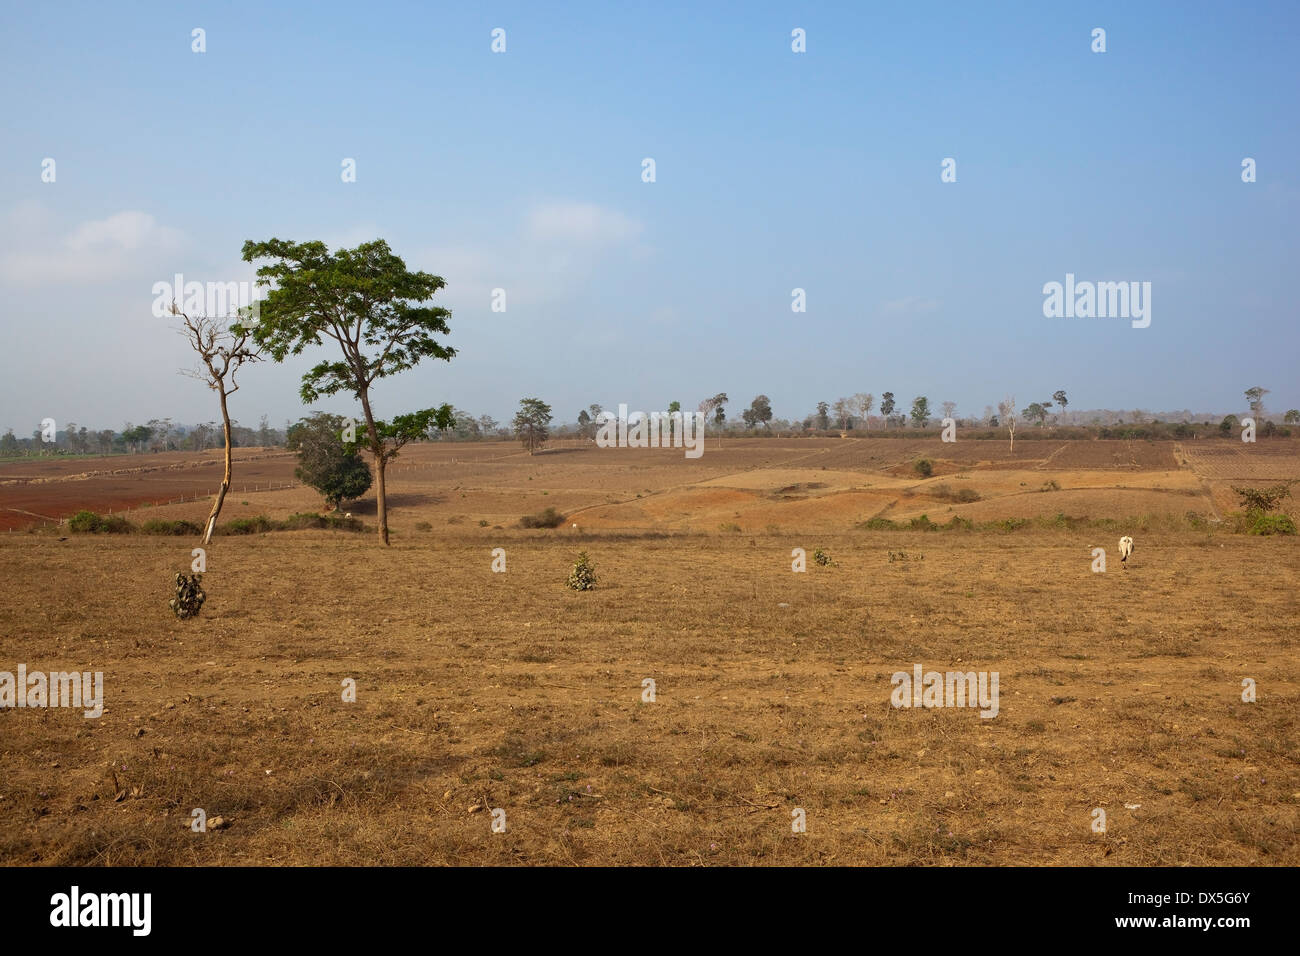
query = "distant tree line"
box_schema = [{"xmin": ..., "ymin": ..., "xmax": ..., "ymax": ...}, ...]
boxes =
[
  {"xmin": 8, "ymin": 385, "xmax": 1295, "ymax": 461},
  {"xmin": 0, "ymin": 415, "xmax": 287, "ymax": 458}
]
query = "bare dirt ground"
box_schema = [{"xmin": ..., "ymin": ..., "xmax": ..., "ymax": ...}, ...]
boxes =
[
  {"xmin": 0, "ymin": 449, "xmax": 298, "ymax": 531},
  {"xmin": 0, "ymin": 437, "xmax": 1296, "ymax": 865}
]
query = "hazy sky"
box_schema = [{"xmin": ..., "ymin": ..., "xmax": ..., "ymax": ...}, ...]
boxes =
[{"xmin": 2, "ymin": 1, "xmax": 1297, "ymax": 434}]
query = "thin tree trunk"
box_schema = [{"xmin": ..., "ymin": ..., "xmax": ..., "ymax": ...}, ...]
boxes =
[
  {"xmin": 358, "ymin": 389, "xmax": 389, "ymax": 545},
  {"xmin": 202, "ymin": 391, "xmax": 233, "ymax": 545},
  {"xmin": 374, "ymin": 455, "xmax": 389, "ymax": 545}
]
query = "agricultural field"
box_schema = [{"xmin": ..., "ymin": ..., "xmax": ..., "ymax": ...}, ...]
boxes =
[
  {"xmin": 0, "ymin": 449, "xmax": 299, "ymax": 532},
  {"xmin": 0, "ymin": 437, "xmax": 1296, "ymax": 865}
]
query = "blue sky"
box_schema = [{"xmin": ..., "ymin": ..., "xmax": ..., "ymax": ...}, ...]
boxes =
[{"xmin": 1, "ymin": 0, "xmax": 1296, "ymax": 432}]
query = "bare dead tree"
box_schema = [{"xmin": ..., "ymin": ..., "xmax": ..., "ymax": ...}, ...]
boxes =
[
  {"xmin": 854, "ymin": 392, "xmax": 874, "ymax": 431},
  {"xmin": 168, "ymin": 302, "xmax": 261, "ymax": 544},
  {"xmin": 998, "ymin": 395, "xmax": 1018, "ymax": 453}
]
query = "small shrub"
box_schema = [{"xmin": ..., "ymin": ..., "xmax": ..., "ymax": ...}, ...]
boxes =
[
  {"xmin": 914, "ymin": 459, "xmax": 933, "ymax": 477},
  {"xmin": 1040, "ymin": 479, "xmax": 1061, "ymax": 492},
  {"xmin": 719, "ymin": 522, "xmax": 741, "ymax": 532},
  {"xmin": 1247, "ymin": 512, "xmax": 1297, "ymax": 536},
  {"xmin": 989, "ymin": 517, "xmax": 1030, "ymax": 532},
  {"xmin": 223, "ymin": 515, "xmax": 274, "ymax": 535},
  {"xmin": 68, "ymin": 510, "xmax": 135, "ymax": 534},
  {"xmin": 945, "ymin": 515, "xmax": 973, "ymax": 530},
  {"xmin": 1231, "ymin": 482, "xmax": 1293, "ymax": 513},
  {"xmin": 932, "ymin": 484, "xmax": 980, "ymax": 503},
  {"xmin": 140, "ymin": 518, "xmax": 203, "ymax": 536},
  {"xmin": 520, "ymin": 506, "xmax": 566, "ymax": 529},
  {"xmin": 909, "ymin": 514, "xmax": 936, "ymax": 531},
  {"xmin": 414, "ymin": 521, "xmax": 433, "ymax": 531},
  {"xmin": 68, "ymin": 510, "xmax": 103, "ymax": 533},
  {"xmin": 280, "ymin": 512, "xmax": 365, "ymax": 532},
  {"xmin": 813, "ymin": 548, "xmax": 833, "ymax": 566},
  {"xmin": 567, "ymin": 551, "xmax": 597, "ymax": 590},
  {"xmin": 169, "ymin": 572, "xmax": 206, "ymax": 619},
  {"xmin": 857, "ymin": 517, "xmax": 897, "ymax": 530},
  {"xmin": 478, "ymin": 519, "xmax": 489, "ymax": 527}
]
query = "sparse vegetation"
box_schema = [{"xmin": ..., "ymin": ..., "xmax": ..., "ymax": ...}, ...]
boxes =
[
  {"xmin": 67, "ymin": 511, "xmax": 135, "ymax": 534},
  {"xmin": 566, "ymin": 551, "xmax": 597, "ymax": 590},
  {"xmin": 168, "ymin": 571, "xmax": 206, "ymax": 619},
  {"xmin": 520, "ymin": 507, "xmax": 566, "ymax": 529}
]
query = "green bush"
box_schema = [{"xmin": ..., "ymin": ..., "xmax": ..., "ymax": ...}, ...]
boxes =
[
  {"xmin": 520, "ymin": 506, "xmax": 566, "ymax": 529},
  {"xmin": 223, "ymin": 515, "xmax": 275, "ymax": 535},
  {"xmin": 813, "ymin": 548, "xmax": 833, "ymax": 566},
  {"xmin": 414, "ymin": 521, "xmax": 433, "ymax": 531},
  {"xmin": 1246, "ymin": 512, "xmax": 1296, "ymax": 536},
  {"xmin": 140, "ymin": 518, "xmax": 203, "ymax": 536},
  {"xmin": 281, "ymin": 512, "xmax": 365, "ymax": 531},
  {"xmin": 68, "ymin": 510, "xmax": 103, "ymax": 533},
  {"xmin": 718, "ymin": 522, "xmax": 742, "ymax": 532},
  {"xmin": 914, "ymin": 459, "xmax": 933, "ymax": 477},
  {"xmin": 909, "ymin": 514, "xmax": 937, "ymax": 530},
  {"xmin": 68, "ymin": 510, "xmax": 135, "ymax": 534}
]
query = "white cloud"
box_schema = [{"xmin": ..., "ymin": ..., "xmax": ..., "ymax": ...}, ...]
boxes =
[
  {"xmin": 0, "ymin": 207, "xmax": 185, "ymax": 283},
  {"xmin": 412, "ymin": 201, "xmax": 648, "ymax": 313},
  {"xmin": 525, "ymin": 201, "xmax": 642, "ymax": 244}
]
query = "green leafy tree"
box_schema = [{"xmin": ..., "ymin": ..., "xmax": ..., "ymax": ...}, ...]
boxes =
[
  {"xmin": 1024, "ymin": 402, "xmax": 1049, "ymax": 426},
  {"xmin": 910, "ymin": 396, "xmax": 930, "ymax": 429},
  {"xmin": 711, "ymin": 392, "xmax": 728, "ymax": 425},
  {"xmin": 514, "ymin": 397, "xmax": 553, "ymax": 454},
  {"xmin": 240, "ymin": 238, "xmax": 456, "ymax": 545},
  {"xmin": 1053, "ymin": 389, "xmax": 1068, "ymax": 423},
  {"xmin": 577, "ymin": 408, "xmax": 592, "ymax": 439},
  {"xmin": 1245, "ymin": 386, "xmax": 1269, "ymax": 419},
  {"xmin": 815, "ymin": 401, "xmax": 830, "ymax": 430},
  {"xmin": 1284, "ymin": 410, "xmax": 1300, "ymax": 425},
  {"xmin": 288, "ymin": 412, "xmax": 373, "ymax": 510},
  {"xmin": 879, "ymin": 392, "xmax": 896, "ymax": 427},
  {"xmin": 743, "ymin": 394, "xmax": 773, "ymax": 429},
  {"xmin": 1220, "ymin": 415, "xmax": 1239, "ymax": 436}
]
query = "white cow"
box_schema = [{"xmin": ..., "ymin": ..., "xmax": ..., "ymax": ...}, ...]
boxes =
[{"xmin": 1119, "ymin": 535, "xmax": 1134, "ymax": 567}]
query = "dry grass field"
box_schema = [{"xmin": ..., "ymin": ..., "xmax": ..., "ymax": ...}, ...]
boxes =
[{"xmin": 1, "ymin": 437, "xmax": 1297, "ymax": 865}]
